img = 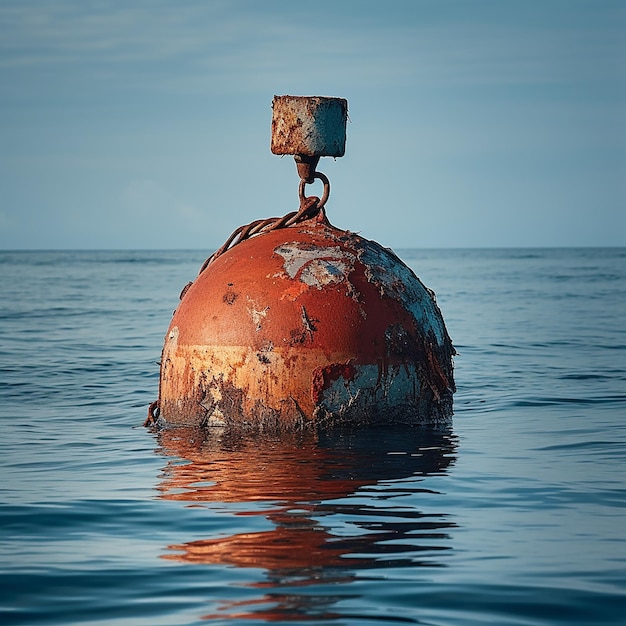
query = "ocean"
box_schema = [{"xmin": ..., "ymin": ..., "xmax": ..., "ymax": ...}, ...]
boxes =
[{"xmin": 1, "ymin": 247, "xmax": 624, "ymax": 625}]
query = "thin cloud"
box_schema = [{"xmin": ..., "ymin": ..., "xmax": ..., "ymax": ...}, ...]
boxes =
[{"xmin": 2, "ymin": 0, "xmax": 620, "ymax": 91}]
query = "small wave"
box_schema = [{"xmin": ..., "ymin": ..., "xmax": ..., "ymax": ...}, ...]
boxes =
[
  {"xmin": 512, "ymin": 395, "xmax": 626, "ymax": 407},
  {"xmin": 536, "ymin": 440, "xmax": 625, "ymax": 453}
]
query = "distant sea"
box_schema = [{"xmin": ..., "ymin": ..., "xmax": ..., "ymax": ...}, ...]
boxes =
[{"xmin": 1, "ymin": 247, "xmax": 625, "ymax": 625}]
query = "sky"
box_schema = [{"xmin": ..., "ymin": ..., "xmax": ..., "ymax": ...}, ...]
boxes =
[{"xmin": 0, "ymin": 0, "xmax": 624, "ymax": 250}]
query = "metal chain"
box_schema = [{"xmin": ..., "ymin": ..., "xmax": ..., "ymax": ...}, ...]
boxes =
[
  {"xmin": 144, "ymin": 400, "xmax": 160, "ymax": 427},
  {"xmin": 178, "ymin": 173, "xmax": 331, "ymax": 300}
]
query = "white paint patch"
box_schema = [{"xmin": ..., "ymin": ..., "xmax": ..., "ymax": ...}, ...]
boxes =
[
  {"xmin": 246, "ymin": 298, "xmax": 269, "ymax": 331},
  {"xmin": 300, "ymin": 258, "xmax": 351, "ymax": 288},
  {"xmin": 274, "ymin": 243, "xmax": 356, "ymax": 288}
]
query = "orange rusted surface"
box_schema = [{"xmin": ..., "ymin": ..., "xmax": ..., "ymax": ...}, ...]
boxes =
[{"xmin": 157, "ymin": 212, "xmax": 455, "ymax": 429}]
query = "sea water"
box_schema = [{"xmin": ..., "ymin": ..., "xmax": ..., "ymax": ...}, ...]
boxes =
[{"xmin": 0, "ymin": 247, "xmax": 624, "ymax": 625}]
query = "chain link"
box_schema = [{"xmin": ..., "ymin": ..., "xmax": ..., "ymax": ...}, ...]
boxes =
[{"xmin": 195, "ymin": 173, "xmax": 330, "ymax": 278}]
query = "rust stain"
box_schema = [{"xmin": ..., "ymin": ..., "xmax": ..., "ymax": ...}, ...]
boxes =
[
  {"xmin": 290, "ymin": 306, "xmax": 318, "ymax": 346},
  {"xmin": 280, "ymin": 281, "xmax": 309, "ymax": 301},
  {"xmin": 311, "ymin": 362, "xmax": 357, "ymax": 405},
  {"xmin": 223, "ymin": 293, "xmax": 238, "ymax": 304},
  {"xmin": 256, "ymin": 340, "xmax": 274, "ymax": 365}
]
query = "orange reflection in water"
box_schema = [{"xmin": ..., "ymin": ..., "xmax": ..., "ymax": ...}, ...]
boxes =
[
  {"xmin": 155, "ymin": 425, "xmax": 457, "ymax": 621},
  {"xmin": 157, "ymin": 427, "xmax": 371, "ymax": 507}
]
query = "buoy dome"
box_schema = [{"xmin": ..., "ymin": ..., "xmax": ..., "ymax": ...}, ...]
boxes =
[{"xmin": 157, "ymin": 212, "xmax": 455, "ymax": 430}]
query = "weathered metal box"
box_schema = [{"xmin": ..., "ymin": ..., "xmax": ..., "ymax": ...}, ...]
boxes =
[{"xmin": 271, "ymin": 95, "xmax": 348, "ymax": 157}]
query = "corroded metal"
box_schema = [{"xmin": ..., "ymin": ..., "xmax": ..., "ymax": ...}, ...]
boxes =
[
  {"xmin": 294, "ymin": 155, "xmax": 320, "ymax": 184},
  {"xmin": 299, "ymin": 172, "xmax": 329, "ymax": 209},
  {"xmin": 156, "ymin": 211, "xmax": 455, "ymax": 430},
  {"xmin": 271, "ymin": 95, "xmax": 348, "ymax": 157},
  {"xmin": 271, "ymin": 95, "xmax": 348, "ymax": 183}
]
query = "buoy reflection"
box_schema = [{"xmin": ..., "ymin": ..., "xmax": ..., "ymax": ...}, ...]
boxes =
[{"xmin": 155, "ymin": 425, "xmax": 457, "ymax": 621}]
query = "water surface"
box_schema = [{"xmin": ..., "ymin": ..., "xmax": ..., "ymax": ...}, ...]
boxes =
[{"xmin": 1, "ymin": 247, "xmax": 625, "ymax": 624}]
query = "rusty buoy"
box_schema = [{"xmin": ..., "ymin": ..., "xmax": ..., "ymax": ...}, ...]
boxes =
[{"xmin": 147, "ymin": 96, "xmax": 455, "ymax": 430}]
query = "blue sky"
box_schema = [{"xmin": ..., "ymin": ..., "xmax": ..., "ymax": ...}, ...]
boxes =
[{"xmin": 1, "ymin": 0, "xmax": 624, "ymax": 249}]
